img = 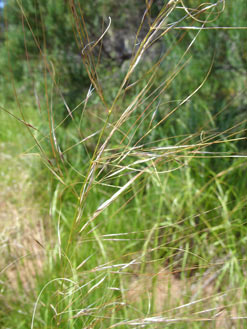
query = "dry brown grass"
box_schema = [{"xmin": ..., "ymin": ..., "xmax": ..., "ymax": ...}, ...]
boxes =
[
  {"xmin": 126, "ymin": 265, "xmax": 240, "ymax": 328},
  {"xmin": 0, "ymin": 144, "xmax": 46, "ymax": 295}
]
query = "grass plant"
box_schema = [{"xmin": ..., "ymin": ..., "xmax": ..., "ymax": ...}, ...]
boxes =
[{"xmin": 1, "ymin": 1, "xmax": 247, "ymax": 328}]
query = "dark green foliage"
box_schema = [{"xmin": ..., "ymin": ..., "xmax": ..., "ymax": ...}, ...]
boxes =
[{"xmin": 0, "ymin": 0, "xmax": 148, "ymax": 102}]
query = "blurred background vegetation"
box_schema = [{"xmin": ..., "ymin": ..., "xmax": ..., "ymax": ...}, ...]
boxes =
[{"xmin": 0, "ymin": 1, "xmax": 247, "ymax": 328}]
